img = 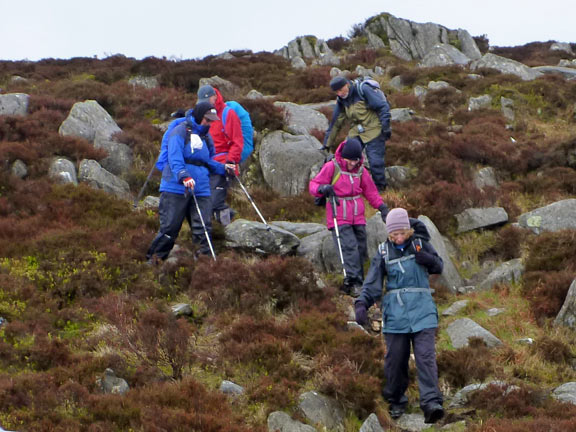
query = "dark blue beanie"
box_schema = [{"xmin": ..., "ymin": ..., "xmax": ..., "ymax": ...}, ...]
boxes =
[
  {"xmin": 341, "ymin": 137, "xmax": 363, "ymax": 160},
  {"xmin": 330, "ymin": 76, "xmax": 349, "ymax": 91}
]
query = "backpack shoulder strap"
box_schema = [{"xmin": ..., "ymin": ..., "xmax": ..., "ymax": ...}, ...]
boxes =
[
  {"xmin": 411, "ymin": 238, "xmax": 423, "ymax": 254},
  {"xmin": 330, "ymin": 160, "xmax": 341, "ymax": 185},
  {"xmin": 378, "ymin": 241, "xmax": 390, "ymax": 265}
]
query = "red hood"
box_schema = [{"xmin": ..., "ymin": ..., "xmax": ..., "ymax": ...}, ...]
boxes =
[
  {"xmin": 213, "ymin": 88, "xmax": 226, "ymax": 113},
  {"xmin": 334, "ymin": 140, "xmax": 364, "ymax": 172}
]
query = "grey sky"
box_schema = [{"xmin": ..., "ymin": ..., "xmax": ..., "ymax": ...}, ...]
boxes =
[{"xmin": 1, "ymin": 0, "xmax": 574, "ymax": 61}]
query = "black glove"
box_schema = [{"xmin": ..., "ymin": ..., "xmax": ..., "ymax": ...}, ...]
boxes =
[
  {"xmin": 415, "ymin": 250, "xmax": 436, "ymax": 267},
  {"xmin": 378, "ymin": 204, "xmax": 389, "ymax": 222},
  {"xmin": 318, "ymin": 184, "xmax": 335, "ymax": 198},
  {"xmin": 383, "ymin": 129, "xmax": 392, "ymax": 141},
  {"xmin": 355, "ymin": 301, "xmax": 368, "ymax": 326}
]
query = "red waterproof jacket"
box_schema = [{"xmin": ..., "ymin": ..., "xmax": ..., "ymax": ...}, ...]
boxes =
[{"xmin": 210, "ymin": 88, "xmax": 244, "ymax": 167}]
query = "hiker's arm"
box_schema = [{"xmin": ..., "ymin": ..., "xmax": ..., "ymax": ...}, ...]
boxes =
[
  {"xmin": 356, "ymin": 254, "xmax": 386, "ymax": 308},
  {"xmin": 361, "ymin": 168, "xmax": 384, "ymax": 209},
  {"xmin": 416, "ymin": 241, "xmax": 443, "ymax": 275},
  {"xmin": 363, "ymin": 88, "xmax": 391, "ymax": 137},
  {"xmin": 324, "ymin": 103, "xmax": 346, "ymax": 150},
  {"xmin": 167, "ymin": 133, "xmax": 191, "ymax": 182},
  {"xmin": 224, "ymin": 111, "xmax": 244, "ymax": 164},
  {"xmin": 309, "ymin": 162, "xmax": 336, "ymax": 197}
]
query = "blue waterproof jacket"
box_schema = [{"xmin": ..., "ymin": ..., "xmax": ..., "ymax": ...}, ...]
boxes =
[
  {"xmin": 356, "ymin": 219, "xmax": 443, "ymax": 333},
  {"xmin": 159, "ymin": 111, "xmax": 225, "ymax": 196}
]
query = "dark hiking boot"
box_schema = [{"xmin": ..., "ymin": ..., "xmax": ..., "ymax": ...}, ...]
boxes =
[
  {"xmin": 424, "ymin": 404, "xmax": 444, "ymax": 424},
  {"xmin": 389, "ymin": 404, "xmax": 405, "ymax": 420},
  {"xmin": 350, "ymin": 284, "xmax": 363, "ymax": 298},
  {"xmin": 339, "ymin": 283, "xmax": 351, "ymax": 295}
]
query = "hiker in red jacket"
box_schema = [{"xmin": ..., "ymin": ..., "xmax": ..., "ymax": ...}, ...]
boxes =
[
  {"xmin": 197, "ymin": 85, "xmax": 243, "ymax": 226},
  {"xmin": 309, "ymin": 137, "xmax": 389, "ymax": 296}
]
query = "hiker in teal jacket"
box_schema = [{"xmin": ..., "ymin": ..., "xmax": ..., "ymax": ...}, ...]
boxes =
[{"xmin": 355, "ymin": 208, "xmax": 445, "ymax": 424}]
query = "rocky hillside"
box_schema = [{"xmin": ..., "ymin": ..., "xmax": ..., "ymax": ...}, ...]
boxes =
[{"xmin": 0, "ymin": 11, "xmax": 575, "ymax": 432}]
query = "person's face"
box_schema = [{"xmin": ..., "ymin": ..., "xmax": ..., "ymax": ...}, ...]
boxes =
[
  {"xmin": 207, "ymin": 95, "xmax": 217, "ymax": 105},
  {"xmin": 343, "ymin": 157, "xmax": 360, "ymax": 170},
  {"xmin": 335, "ymin": 83, "xmax": 350, "ymax": 99},
  {"xmin": 201, "ymin": 117, "xmax": 214, "ymax": 126},
  {"xmin": 389, "ymin": 229, "xmax": 410, "ymax": 245}
]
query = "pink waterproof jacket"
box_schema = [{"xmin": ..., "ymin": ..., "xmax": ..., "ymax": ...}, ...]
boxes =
[{"xmin": 309, "ymin": 141, "xmax": 384, "ymax": 229}]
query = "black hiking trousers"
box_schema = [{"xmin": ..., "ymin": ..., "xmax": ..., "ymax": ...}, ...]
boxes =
[
  {"xmin": 146, "ymin": 191, "xmax": 213, "ymax": 260},
  {"xmin": 382, "ymin": 328, "xmax": 443, "ymax": 412}
]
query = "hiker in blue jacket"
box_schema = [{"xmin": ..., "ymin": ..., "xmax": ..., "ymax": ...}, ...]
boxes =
[
  {"xmin": 355, "ymin": 208, "xmax": 445, "ymax": 424},
  {"xmin": 324, "ymin": 76, "xmax": 391, "ymax": 191},
  {"xmin": 146, "ymin": 101, "xmax": 226, "ymax": 262}
]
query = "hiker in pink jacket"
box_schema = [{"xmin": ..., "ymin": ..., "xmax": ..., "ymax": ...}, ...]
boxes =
[{"xmin": 310, "ymin": 137, "xmax": 389, "ymax": 296}]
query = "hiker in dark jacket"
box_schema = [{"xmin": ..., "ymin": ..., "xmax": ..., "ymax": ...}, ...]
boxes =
[
  {"xmin": 146, "ymin": 101, "xmax": 226, "ymax": 262},
  {"xmin": 197, "ymin": 85, "xmax": 242, "ymax": 226},
  {"xmin": 309, "ymin": 137, "xmax": 389, "ymax": 296},
  {"xmin": 324, "ymin": 76, "xmax": 391, "ymax": 191},
  {"xmin": 355, "ymin": 208, "xmax": 445, "ymax": 424}
]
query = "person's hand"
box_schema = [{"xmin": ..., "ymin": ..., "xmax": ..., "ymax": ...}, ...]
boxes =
[
  {"xmin": 225, "ymin": 163, "xmax": 237, "ymax": 175},
  {"xmin": 415, "ymin": 250, "xmax": 435, "ymax": 267},
  {"xmin": 383, "ymin": 129, "xmax": 392, "ymax": 141},
  {"xmin": 183, "ymin": 177, "xmax": 195, "ymax": 190},
  {"xmin": 318, "ymin": 184, "xmax": 335, "ymax": 198},
  {"xmin": 355, "ymin": 301, "xmax": 368, "ymax": 326},
  {"xmin": 378, "ymin": 204, "xmax": 389, "ymax": 222}
]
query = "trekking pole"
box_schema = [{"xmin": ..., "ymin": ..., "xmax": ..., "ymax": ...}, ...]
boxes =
[
  {"xmin": 133, "ymin": 163, "xmax": 157, "ymax": 209},
  {"xmin": 231, "ymin": 171, "xmax": 270, "ymax": 230},
  {"xmin": 330, "ymin": 196, "xmax": 347, "ymax": 279},
  {"xmin": 191, "ymin": 192, "xmax": 217, "ymax": 261}
]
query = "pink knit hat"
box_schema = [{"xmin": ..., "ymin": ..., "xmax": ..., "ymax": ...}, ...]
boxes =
[{"xmin": 386, "ymin": 208, "xmax": 410, "ymax": 232}]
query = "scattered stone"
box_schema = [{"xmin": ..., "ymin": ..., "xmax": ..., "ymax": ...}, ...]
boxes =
[
  {"xmin": 225, "ymin": 219, "xmax": 300, "ymax": 256},
  {"xmin": 517, "ymin": 199, "xmax": 576, "ymax": 234},
  {"xmin": 554, "ymin": 279, "xmax": 576, "ymax": 328},
  {"xmin": 0, "ymin": 93, "xmax": 29, "ymax": 116},
  {"xmin": 171, "ymin": 303, "xmax": 192, "ymax": 317},
  {"xmin": 455, "ymin": 207, "xmax": 508, "ymax": 233},
  {"xmin": 59, "ymin": 100, "xmax": 122, "ymax": 143},
  {"xmin": 267, "ymin": 411, "xmax": 315, "ymax": 432},
  {"xmin": 48, "ymin": 157, "xmax": 78, "ymax": 185},
  {"xmin": 141, "ymin": 196, "xmax": 160, "ymax": 209},
  {"xmin": 487, "ymin": 308, "xmax": 505, "ymax": 317},
  {"xmin": 96, "ymin": 368, "xmax": 129, "ymax": 394},
  {"xmin": 359, "ymin": 413, "xmax": 385, "ymax": 432},
  {"xmin": 220, "ymin": 380, "xmax": 245, "ymax": 396},
  {"xmin": 395, "ymin": 413, "xmax": 427, "ymax": 431},
  {"xmin": 476, "ymin": 258, "xmax": 524, "ymax": 291},
  {"xmin": 468, "ymin": 94, "xmax": 492, "ymax": 111},
  {"xmin": 517, "ymin": 337, "xmax": 534, "ymax": 345},
  {"xmin": 274, "ymin": 102, "xmax": 328, "ymax": 135},
  {"xmin": 297, "ymin": 391, "xmax": 345, "ymax": 431},
  {"xmin": 550, "ymin": 42, "xmax": 574, "ymax": 55},
  {"xmin": 470, "ymin": 53, "xmax": 543, "ymax": 81},
  {"xmin": 246, "ymin": 89, "xmax": 264, "ymax": 99},
  {"xmin": 270, "ymin": 221, "xmax": 326, "ymax": 237},
  {"xmin": 473, "ymin": 167, "xmax": 498, "ymax": 190},
  {"xmin": 78, "ymin": 159, "xmax": 131, "ymax": 200},
  {"xmin": 442, "ymin": 300, "xmax": 469, "ymax": 316},
  {"xmin": 552, "ymin": 382, "xmax": 576, "ymax": 405},
  {"xmin": 501, "ymin": 97, "xmax": 515, "ymax": 122},
  {"xmin": 391, "ymin": 108, "xmax": 415, "ymax": 122},
  {"xmin": 128, "ymin": 75, "xmax": 159, "ymax": 89},
  {"xmin": 10, "ymin": 160, "xmax": 27, "ymax": 178},
  {"xmin": 446, "ymin": 318, "xmax": 502, "ymax": 348}
]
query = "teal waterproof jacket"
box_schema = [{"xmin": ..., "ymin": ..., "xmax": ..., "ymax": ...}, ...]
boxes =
[{"xmin": 356, "ymin": 220, "xmax": 443, "ymax": 333}]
